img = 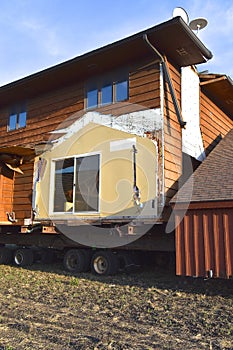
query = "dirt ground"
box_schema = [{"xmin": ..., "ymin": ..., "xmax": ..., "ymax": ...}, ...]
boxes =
[{"xmin": 0, "ymin": 261, "xmax": 232, "ymax": 350}]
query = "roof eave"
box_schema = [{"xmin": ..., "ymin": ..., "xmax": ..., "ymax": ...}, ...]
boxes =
[{"xmin": 0, "ymin": 16, "xmax": 213, "ymax": 107}]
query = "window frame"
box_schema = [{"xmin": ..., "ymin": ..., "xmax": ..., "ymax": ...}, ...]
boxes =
[
  {"xmin": 8, "ymin": 113, "xmax": 18, "ymax": 131},
  {"xmin": 49, "ymin": 152, "xmax": 101, "ymax": 215},
  {"xmin": 85, "ymin": 71, "xmax": 129, "ymax": 110},
  {"xmin": 7, "ymin": 107, "xmax": 27, "ymax": 132},
  {"xmin": 87, "ymin": 88, "xmax": 98, "ymax": 109},
  {"xmin": 115, "ymin": 79, "xmax": 129, "ymax": 102},
  {"xmin": 18, "ymin": 110, "xmax": 27, "ymax": 129},
  {"xmin": 101, "ymin": 83, "xmax": 113, "ymax": 106}
]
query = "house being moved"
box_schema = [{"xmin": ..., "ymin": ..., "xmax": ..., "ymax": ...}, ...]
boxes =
[{"xmin": 0, "ymin": 14, "xmax": 232, "ymax": 276}]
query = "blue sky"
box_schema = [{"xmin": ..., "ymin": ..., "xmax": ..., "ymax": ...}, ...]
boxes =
[{"xmin": 0, "ymin": 0, "xmax": 232, "ymax": 86}]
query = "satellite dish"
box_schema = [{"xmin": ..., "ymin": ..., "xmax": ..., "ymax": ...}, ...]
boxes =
[
  {"xmin": 172, "ymin": 7, "xmax": 189, "ymax": 24},
  {"xmin": 189, "ymin": 18, "xmax": 208, "ymax": 32}
]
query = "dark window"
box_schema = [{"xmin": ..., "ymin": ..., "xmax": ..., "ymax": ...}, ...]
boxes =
[
  {"xmin": 116, "ymin": 80, "xmax": 128, "ymax": 102},
  {"xmin": 18, "ymin": 111, "xmax": 27, "ymax": 128},
  {"xmin": 75, "ymin": 154, "xmax": 100, "ymax": 212},
  {"xmin": 101, "ymin": 84, "xmax": 113, "ymax": 105},
  {"xmin": 8, "ymin": 113, "xmax": 17, "ymax": 131},
  {"xmin": 54, "ymin": 158, "xmax": 74, "ymax": 212},
  {"xmin": 86, "ymin": 73, "xmax": 128, "ymax": 109},
  {"xmin": 53, "ymin": 154, "xmax": 100, "ymax": 213},
  {"xmin": 87, "ymin": 89, "xmax": 98, "ymax": 109},
  {"xmin": 8, "ymin": 108, "xmax": 27, "ymax": 131}
]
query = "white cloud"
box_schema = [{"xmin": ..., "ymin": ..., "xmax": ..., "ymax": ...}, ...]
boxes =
[{"xmin": 19, "ymin": 18, "xmax": 64, "ymax": 57}]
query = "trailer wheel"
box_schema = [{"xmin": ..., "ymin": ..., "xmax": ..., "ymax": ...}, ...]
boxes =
[
  {"xmin": 63, "ymin": 249, "xmax": 89, "ymax": 273},
  {"xmin": 0, "ymin": 247, "xmax": 13, "ymax": 264},
  {"xmin": 118, "ymin": 251, "xmax": 141, "ymax": 273},
  {"xmin": 14, "ymin": 248, "xmax": 34, "ymax": 267},
  {"xmin": 91, "ymin": 251, "xmax": 119, "ymax": 276}
]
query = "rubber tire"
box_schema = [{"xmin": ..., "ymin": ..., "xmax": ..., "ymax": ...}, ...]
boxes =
[
  {"xmin": 63, "ymin": 249, "xmax": 90, "ymax": 273},
  {"xmin": 91, "ymin": 251, "xmax": 119, "ymax": 276},
  {"xmin": 0, "ymin": 247, "xmax": 13, "ymax": 264},
  {"xmin": 118, "ymin": 251, "xmax": 140, "ymax": 273},
  {"xmin": 14, "ymin": 248, "xmax": 34, "ymax": 267}
]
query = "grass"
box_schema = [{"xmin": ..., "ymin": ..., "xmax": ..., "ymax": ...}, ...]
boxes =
[{"xmin": 0, "ymin": 262, "xmax": 232, "ymax": 349}]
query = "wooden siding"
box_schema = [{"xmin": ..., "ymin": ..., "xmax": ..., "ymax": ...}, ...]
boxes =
[
  {"xmin": 0, "ymin": 166, "xmax": 14, "ymax": 222},
  {"xmin": 200, "ymin": 91, "xmax": 233, "ymax": 155},
  {"xmin": 175, "ymin": 206, "xmax": 233, "ymax": 278},
  {"xmin": 0, "ymin": 55, "xmax": 231, "ymax": 226},
  {"xmin": 0, "ymin": 60, "xmax": 160, "ymax": 148},
  {"xmin": 0, "ymin": 162, "xmax": 33, "ymax": 224},
  {"xmin": 0, "ymin": 83, "xmax": 84, "ymax": 148},
  {"xmin": 129, "ymin": 61, "xmax": 160, "ymax": 108},
  {"xmin": 12, "ymin": 162, "xmax": 34, "ymax": 224},
  {"xmin": 0, "ymin": 83, "xmax": 84, "ymax": 225},
  {"xmin": 163, "ymin": 61, "xmax": 182, "ymax": 205},
  {"xmin": 0, "ymin": 59, "xmax": 161, "ymax": 224},
  {"xmin": 86, "ymin": 61, "xmax": 161, "ymax": 116}
]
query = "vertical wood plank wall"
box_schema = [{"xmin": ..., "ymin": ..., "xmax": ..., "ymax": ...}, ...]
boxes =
[{"xmin": 176, "ymin": 207, "xmax": 233, "ymax": 278}]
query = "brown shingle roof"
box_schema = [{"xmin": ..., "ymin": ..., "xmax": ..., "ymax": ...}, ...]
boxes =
[{"xmin": 171, "ymin": 129, "xmax": 233, "ymax": 203}]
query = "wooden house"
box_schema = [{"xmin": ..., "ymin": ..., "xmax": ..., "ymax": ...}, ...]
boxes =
[{"xmin": 0, "ymin": 15, "xmax": 232, "ymax": 267}]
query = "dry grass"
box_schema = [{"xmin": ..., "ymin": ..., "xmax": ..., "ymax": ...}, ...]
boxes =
[{"xmin": 0, "ymin": 262, "xmax": 232, "ymax": 349}]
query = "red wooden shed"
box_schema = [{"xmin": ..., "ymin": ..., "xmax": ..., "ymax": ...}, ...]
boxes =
[{"xmin": 172, "ymin": 129, "xmax": 233, "ymax": 278}]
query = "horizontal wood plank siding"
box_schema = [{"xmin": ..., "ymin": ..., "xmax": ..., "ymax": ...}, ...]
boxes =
[
  {"xmin": 0, "ymin": 60, "xmax": 160, "ymax": 148},
  {"xmin": 129, "ymin": 61, "xmax": 160, "ymax": 109},
  {"xmin": 200, "ymin": 92, "xmax": 233, "ymax": 155},
  {"xmin": 0, "ymin": 83, "xmax": 84, "ymax": 147},
  {"xmin": 0, "ymin": 59, "xmax": 161, "ymax": 224},
  {"xmin": 163, "ymin": 62, "xmax": 182, "ymax": 205}
]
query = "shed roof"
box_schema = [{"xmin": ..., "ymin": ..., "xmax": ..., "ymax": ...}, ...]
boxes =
[
  {"xmin": 0, "ymin": 16, "xmax": 212, "ymax": 108},
  {"xmin": 171, "ymin": 129, "xmax": 233, "ymax": 204}
]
